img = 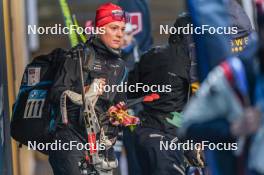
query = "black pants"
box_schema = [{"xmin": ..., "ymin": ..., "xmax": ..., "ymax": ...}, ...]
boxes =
[
  {"xmin": 48, "ymin": 127, "xmax": 96, "ymax": 175},
  {"xmin": 134, "ymin": 126, "xmax": 186, "ymax": 175},
  {"xmin": 123, "ymin": 128, "xmax": 142, "ymax": 175}
]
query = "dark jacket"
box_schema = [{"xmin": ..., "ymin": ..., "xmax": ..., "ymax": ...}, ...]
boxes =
[
  {"xmin": 128, "ymin": 43, "xmax": 191, "ymax": 133},
  {"xmin": 49, "ymin": 37, "xmax": 127, "ymax": 135}
]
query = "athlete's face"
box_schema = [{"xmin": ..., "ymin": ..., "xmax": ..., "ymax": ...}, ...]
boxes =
[{"xmin": 99, "ymin": 21, "xmax": 126, "ymax": 49}]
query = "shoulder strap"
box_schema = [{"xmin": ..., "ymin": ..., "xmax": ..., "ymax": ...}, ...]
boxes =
[
  {"xmin": 83, "ymin": 44, "xmax": 96, "ymax": 72},
  {"xmin": 65, "ymin": 42, "xmax": 96, "ymax": 72}
]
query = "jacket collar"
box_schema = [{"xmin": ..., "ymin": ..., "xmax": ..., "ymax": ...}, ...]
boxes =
[{"xmin": 88, "ymin": 36, "xmax": 121, "ymax": 59}]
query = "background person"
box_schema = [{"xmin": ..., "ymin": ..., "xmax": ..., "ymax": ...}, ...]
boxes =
[{"xmin": 128, "ymin": 14, "xmax": 194, "ymax": 175}]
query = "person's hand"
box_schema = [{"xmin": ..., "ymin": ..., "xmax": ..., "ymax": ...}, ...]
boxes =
[
  {"xmin": 184, "ymin": 148, "xmax": 205, "ymax": 167},
  {"xmin": 114, "ymin": 101, "xmax": 126, "ymax": 110},
  {"xmin": 107, "ymin": 102, "xmax": 126, "ymax": 122},
  {"xmin": 231, "ymin": 107, "xmax": 261, "ymax": 137},
  {"xmin": 107, "ymin": 102, "xmax": 140, "ymax": 126},
  {"xmin": 84, "ymin": 85, "xmax": 90, "ymax": 93},
  {"xmin": 85, "ymin": 78, "xmax": 106, "ymax": 95},
  {"xmin": 96, "ymin": 78, "xmax": 106, "ymax": 95},
  {"xmin": 108, "ymin": 101, "xmax": 126, "ymax": 115}
]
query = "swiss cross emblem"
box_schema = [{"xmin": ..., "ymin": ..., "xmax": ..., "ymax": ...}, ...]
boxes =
[{"xmin": 128, "ymin": 12, "xmax": 142, "ymax": 35}]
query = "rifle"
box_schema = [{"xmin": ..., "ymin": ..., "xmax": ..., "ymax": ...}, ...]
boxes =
[{"xmin": 60, "ymin": 47, "xmax": 115, "ymax": 174}]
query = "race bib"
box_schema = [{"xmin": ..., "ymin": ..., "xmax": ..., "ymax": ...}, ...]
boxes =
[{"xmin": 24, "ymin": 90, "xmax": 47, "ymax": 119}]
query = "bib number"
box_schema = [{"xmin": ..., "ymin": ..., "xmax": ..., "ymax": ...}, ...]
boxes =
[{"xmin": 24, "ymin": 90, "xmax": 47, "ymax": 118}]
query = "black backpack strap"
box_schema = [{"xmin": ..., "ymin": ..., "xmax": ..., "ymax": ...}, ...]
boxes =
[
  {"xmin": 65, "ymin": 43, "xmax": 96, "ymax": 79},
  {"xmin": 82, "ymin": 44, "xmax": 96, "ymax": 72}
]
